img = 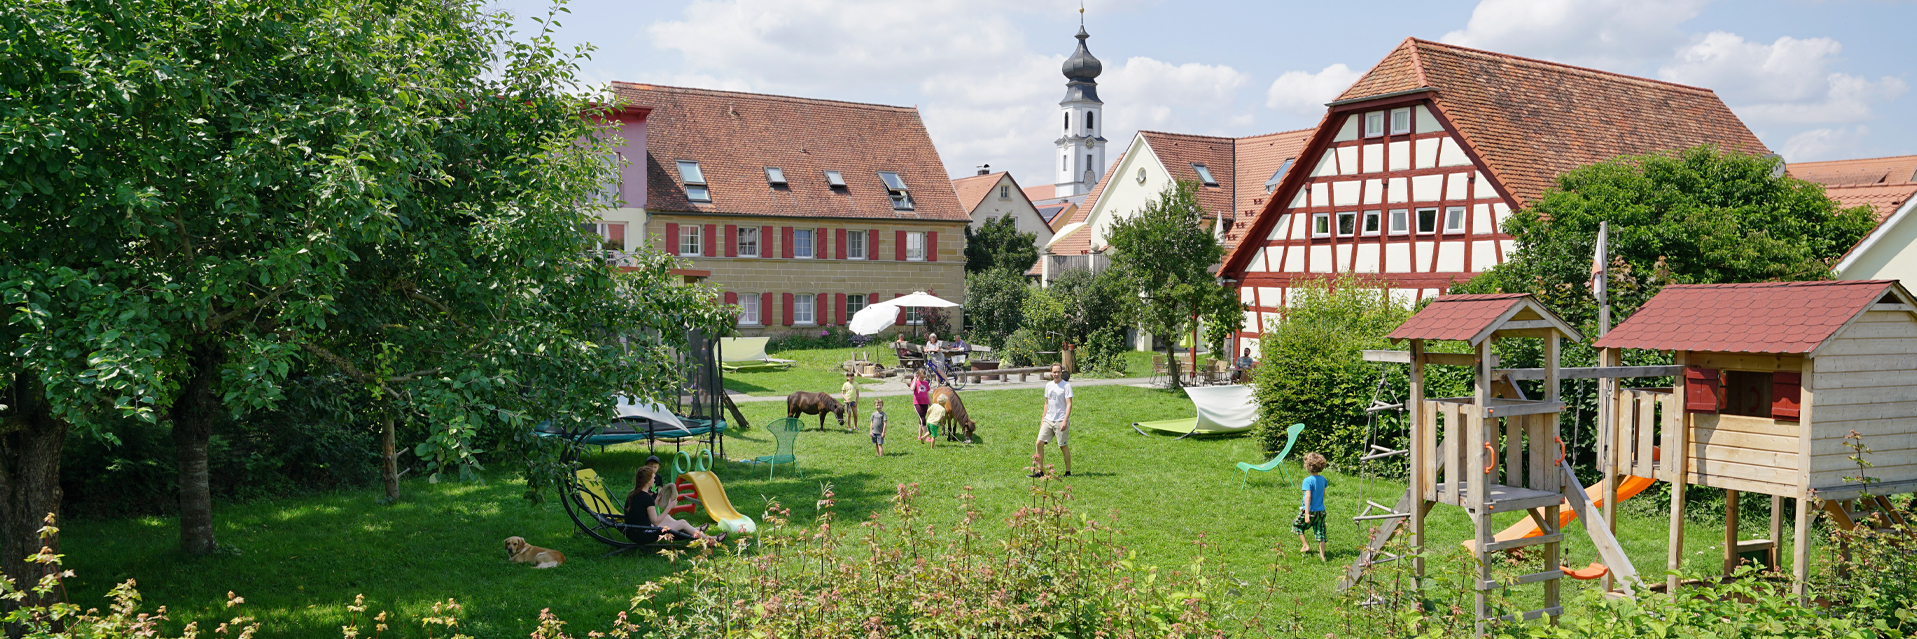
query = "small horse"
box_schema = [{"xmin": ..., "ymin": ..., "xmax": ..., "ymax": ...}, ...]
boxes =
[
  {"xmin": 928, "ymin": 387, "xmax": 977, "ymax": 443},
  {"xmin": 786, "ymin": 391, "xmax": 845, "ymax": 431}
]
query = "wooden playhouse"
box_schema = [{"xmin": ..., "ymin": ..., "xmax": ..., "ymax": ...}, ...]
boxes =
[{"xmin": 1591, "ymin": 280, "xmax": 1917, "ymax": 593}]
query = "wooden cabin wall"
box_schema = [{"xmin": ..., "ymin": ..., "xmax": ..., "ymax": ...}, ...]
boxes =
[
  {"xmin": 1687, "ymin": 412, "xmax": 1800, "ymax": 496},
  {"xmin": 1809, "ymin": 310, "xmax": 1917, "ymax": 492}
]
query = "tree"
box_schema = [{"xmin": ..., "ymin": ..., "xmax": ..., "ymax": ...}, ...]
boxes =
[
  {"xmin": 0, "ymin": 0, "xmax": 723, "ymax": 566},
  {"xmin": 962, "ymin": 215, "xmax": 1039, "ymax": 274},
  {"xmin": 1103, "ymin": 180, "xmax": 1243, "ymax": 386},
  {"xmin": 961, "ymin": 269, "xmax": 1028, "ymax": 348}
]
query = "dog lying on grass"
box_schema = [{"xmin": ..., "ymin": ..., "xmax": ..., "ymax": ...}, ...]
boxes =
[{"xmin": 505, "ymin": 536, "xmax": 566, "ymax": 568}]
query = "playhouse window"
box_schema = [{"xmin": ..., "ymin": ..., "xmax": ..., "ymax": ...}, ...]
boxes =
[{"xmin": 1722, "ymin": 370, "xmax": 1773, "ymax": 418}]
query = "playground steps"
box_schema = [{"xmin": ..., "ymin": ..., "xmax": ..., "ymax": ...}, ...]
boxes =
[{"xmin": 1823, "ymin": 496, "xmax": 1909, "ymax": 533}]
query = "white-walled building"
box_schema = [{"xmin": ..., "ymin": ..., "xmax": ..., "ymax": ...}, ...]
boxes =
[
  {"xmin": 1790, "ymin": 155, "xmax": 1917, "ymax": 288},
  {"xmin": 951, "ymin": 171, "xmax": 1054, "ymax": 257}
]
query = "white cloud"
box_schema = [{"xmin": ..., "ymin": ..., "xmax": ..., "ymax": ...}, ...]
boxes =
[
  {"xmin": 1658, "ymin": 32, "xmax": 1908, "ymax": 127},
  {"xmin": 1440, "ymin": 0, "xmax": 1709, "ymax": 69},
  {"xmin": 1265, "ymin": 64, "xmax": 1362, "ymax": 117},
  {"xmin": 1779, "ymin": 127, "xmax": 1873, "ymax": 162},
  {"xmin": 1105, "ymin": 57, "xmax": 1252, "ymax": 133}
]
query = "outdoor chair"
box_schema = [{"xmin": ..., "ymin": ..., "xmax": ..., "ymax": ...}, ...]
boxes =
[
  {"xmin": 753, "ymin": 417, "xmax": 803, "ymax": 479},
  {"xmin": 1237, "ymin": 423, "xmax": 1306, "ymax": 488},
  {"xmin": 558, "ymin": 466, "xmax": 695, "ymax": 557}
]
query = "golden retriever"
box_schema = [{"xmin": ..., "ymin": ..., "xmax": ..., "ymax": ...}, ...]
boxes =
[{"xmin": 504, "ymin": 536, "xmax": 566, "ymax": 568}]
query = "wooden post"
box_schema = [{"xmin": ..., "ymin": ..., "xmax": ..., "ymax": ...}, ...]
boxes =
[
  {"xmin": 1666, "ymin": 351, "xmax": 1689, "ymax": 594},
  {"xmin": 1792, "ymin": 497, "xmax": 1812, "ymax": 598},
  {"xmin": 1410, "ymin": 340, "xmax": 1428, "ymax": 584},
  {"xmin": 1793, "ymin": 357, "xmax": 1816, "ymax": 598},
  {"xmin": 1599, "ymin": 347, "xmax": 1620, "ymax": 593},
  {"xmin": 1769, "ymin": 494, "xmax": 1785, "ymax": 571},
  {"xmin": 1544, "ymin": 503, "xmax": 1561, "ymax": 623},
  {"xmin": 1474, "ymin": 338, "xmax": 1494, "ymax": 633},
  {"xmin": 1723, "ymin": 489, "xmax": 1741, "ymax": 576}
]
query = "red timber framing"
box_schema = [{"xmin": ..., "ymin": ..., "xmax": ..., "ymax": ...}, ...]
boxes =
[{"xmin": 1222, "ymin": 90, "xmax": 1521, "ymax": 344}]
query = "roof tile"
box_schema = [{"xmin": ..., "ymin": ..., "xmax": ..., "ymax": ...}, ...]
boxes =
[{"xmin": 1592, "ymin": 281, "xmax": 1898, "ymax": 354}]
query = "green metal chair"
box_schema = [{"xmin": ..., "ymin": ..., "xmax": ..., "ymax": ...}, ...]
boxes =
[
  {"xmin": 1237, "ymin": 423, "xmax": 1306, "ymax": 488},
  {"xmin": 755, "ymin": 417, "xmax": 803, "ymax": 479}
]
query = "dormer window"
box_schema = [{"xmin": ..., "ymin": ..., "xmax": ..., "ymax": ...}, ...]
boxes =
[
  {"xmin": 1192, "ymin": 163, "xmax": 1218, "ymax": 187},
  {"xmin": 1364, "ymin": 112, "xmax": 1385, "ymax": 138},
  {"xmin": 879, "ymin": 171, "xmax": 913, "ymax": 210},
  {"xmin": 1390, "ymin": 108, "xmax": 1412, "ymax": 135},
  {"xmin": 1264, "ymin": 158, "xmax": 1294, "ymax": 194},
  {"xmin": 676, "ymin": 160, "xmax": 709, "ymax": 202},
  {"xmin": 765, "ymin": 167, "xmax": 787, "ymax": 186},
  {"xmin": 824, "ymin": 170, "xmax": 847, "ymax": 188}
]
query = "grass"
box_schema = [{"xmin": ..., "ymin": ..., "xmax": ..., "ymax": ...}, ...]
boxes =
[
  {"xmin": 722, "ymin": 346, "xmax": 887, "ymax": 396},
  {"xmin": 59, "ymin": 355, "xmax": 1837, "ymax": 637}
]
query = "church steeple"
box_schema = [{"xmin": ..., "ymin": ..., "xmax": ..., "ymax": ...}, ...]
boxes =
[{"xmin": 1053, "ymin": 15, "xmax": 1106, "ymax": 199}]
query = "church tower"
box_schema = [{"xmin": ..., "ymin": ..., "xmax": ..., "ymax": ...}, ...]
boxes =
[{"xmin": 1054, "ymin": 23, "xmax": 1105, "ymax": 198}]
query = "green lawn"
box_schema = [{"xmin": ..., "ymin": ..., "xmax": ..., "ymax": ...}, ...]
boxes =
[
  {"xmin": 722, "ymin": 345, "xmax": 1168, "ymax": 398},
  {"xmin": 59, "ymin": 381, "xmax": 1827, "ymax": 637}
]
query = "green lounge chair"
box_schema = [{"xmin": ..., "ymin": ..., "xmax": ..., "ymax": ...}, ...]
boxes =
[
  {"xmin": 754, "ymin": 417, "xmax": 803, "ymax": 479},
  {"xmin": 1237, "ymin": 423, "xmax": 1305, "ymax": 488}
]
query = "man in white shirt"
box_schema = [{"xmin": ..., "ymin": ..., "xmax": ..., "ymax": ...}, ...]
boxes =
[{"xmin": 1032, "ymin": 364, "xmax": 1073, "ymax": 478}]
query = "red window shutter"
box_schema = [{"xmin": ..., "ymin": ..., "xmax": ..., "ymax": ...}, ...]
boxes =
[
  {"xmin": 724, "ymin": 291, "xmax": 737, "ymax": 306},
  {"xmin": 781, "ymin": 293, "xmax": 794, "ymax": 326},
  {"xmin": 723, "ymin": 225, "xmax": 737, "ymax": 257},
  {"xmin": 927, "ymin": 231, "xmax": 938, "ymax": 262},
  {"xmin": 664, "ymin": 222, "xmax": 679, "ymax": 253},
  {"xmin": 1684, "ymin": 367, "xmax": 1721, "ymax": 413},
  {"xmin": 835, "ymin": 229, "xmax": 847, "ymax": 260},
  {"xmin": 816, "ymin": 293, "xmax": 828, "ymax": 326},
  {"xmin": 896, "ymin": 230, "xmax": 907, "ymax": 261},
  {"xmin": 704, "ymin": 224, "xmax": 717, "ymax": 257},
  {"xmin": 816, "ymin": 228, "xmax": 827, "ymax": 259},
  {"xmin": 869, "ymin": 229, "xmax": 879, "ymax": 260},
  {"xmin": 1772, "ymin": 371, "xmax": 1803, "ymax": 419},
  {"xmin": 762, "ymin": 226, "xmax": 773, "ymax": 258},
  {"xmin": 782, "ymin": 227, "xmax": 794, "ymax": 259},
  {"xmin": 894, "ymin": 293, "xmax": 906, "ymax": 324},
  {"xmin": 760, "ymin": 292, "xmax": 774, "ymax": 324},
  {"xmin": 834, "ymin": 293, "xmax": 846, "ymax": 325}
]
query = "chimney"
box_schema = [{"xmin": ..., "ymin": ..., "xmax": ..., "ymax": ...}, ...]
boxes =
[{"xmin": 977, "ymin": 169, "xmax": 990, "ymax": 176}]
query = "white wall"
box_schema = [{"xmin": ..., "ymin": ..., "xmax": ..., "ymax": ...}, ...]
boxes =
[
  {"xmin": 968, "ymin": 174, "xmax": 1055, "ymax": 249},
  {"xmin": 1838, "ymin": 198, "xmax": 1917, "ymax": 288}
]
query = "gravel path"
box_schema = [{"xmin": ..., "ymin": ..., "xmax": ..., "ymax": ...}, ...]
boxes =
[{"xmin": 726, "ymin": 376, "xmax": 1160, "ymax": 403}]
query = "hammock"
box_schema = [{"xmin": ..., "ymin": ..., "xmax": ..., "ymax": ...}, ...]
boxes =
[
  {"xmin": 1131, "ymin": 384, "xmax": 1258, "ymax": 438},
  {"xmin": 718, "ymin": 337, "xmax": 794, "ymax": 371}
]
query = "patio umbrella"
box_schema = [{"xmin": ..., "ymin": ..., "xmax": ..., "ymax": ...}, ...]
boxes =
[{"xmin": 847, "ymin": 291, "xmax": 961, "ymax": 336}]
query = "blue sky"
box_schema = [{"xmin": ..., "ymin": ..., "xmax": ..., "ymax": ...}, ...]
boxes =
[{"xmin": 489, "ymin": 0, "xmax": 1915, "ymax": 186}]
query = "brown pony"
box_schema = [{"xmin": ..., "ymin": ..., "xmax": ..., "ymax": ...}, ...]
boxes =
[
  {"xmin": 929, "ymin": 387, "xmax": 977, "ymax": 442},
  {"xmin": 786, "ymin": 391, "xmax": 845, "ymax": 431}
]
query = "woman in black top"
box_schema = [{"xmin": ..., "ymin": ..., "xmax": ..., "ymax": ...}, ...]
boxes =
[{"xmin": 625, "ymin": 465, "xmax": 717, "ymax": 543}]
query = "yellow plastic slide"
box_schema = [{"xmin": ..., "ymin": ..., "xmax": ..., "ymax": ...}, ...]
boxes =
[
  {"xmin": 1466, "ymin": 474, "xmax": 1658, "ymax": 553},
  {"xmin": 679, "ymin": 470, "xmax": 757, "ymax": 535}
]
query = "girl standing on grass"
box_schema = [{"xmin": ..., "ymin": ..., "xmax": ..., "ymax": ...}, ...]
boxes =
[{"xmin": 910, "ymin": 369, "xmax": 933, "ymax": 445}]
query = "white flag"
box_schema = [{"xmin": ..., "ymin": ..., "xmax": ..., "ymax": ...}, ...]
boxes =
[{"xmin": 1590, "ymin": 223, "xmax": 1608, "ymax": 304}]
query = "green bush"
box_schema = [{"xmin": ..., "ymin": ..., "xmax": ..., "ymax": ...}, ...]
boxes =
[
  {"xmin": 1251, "ymin": 277, "xmax": 1411, "ymax": 470},
  {"xmin": 1001, "ymin": 327, "xmax": 1050, "ymax": 368},
  {"xmin": 1078, "ymin": 325, "xmax": 1130, "ymax": 376},
  {"xmin": 766, "ymin": 325, "xmax": 855, "ymax": 351},
  {"xmin": 961, "ymin": 268, "xmax": 1029, "ymax": 348}
]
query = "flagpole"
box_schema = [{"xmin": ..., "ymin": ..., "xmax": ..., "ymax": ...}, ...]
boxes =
[{"xmin": 1594, "ymin": 220, "xmax": 1616, "ymax": 593}]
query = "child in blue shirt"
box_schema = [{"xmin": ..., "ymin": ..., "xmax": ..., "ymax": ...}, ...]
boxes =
[{"xmin": 1293, "ymin": 452, "xmax": 1330, "ymax": 561}]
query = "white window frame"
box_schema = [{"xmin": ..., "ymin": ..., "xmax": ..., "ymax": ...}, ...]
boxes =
[
  {"xmin": 846, "ymin": 230, "xmax": 867, "ymax": 259},
  {"xmin": 679, "ymin": 224, "xmax": 702, "ymax": 257},
  {"xmin": 677, "ymin": 160, "xmax": 710, "ymax": 202},
  {"xmin": 1192, "ymin": 163, "xmax": 1218, "ymax": 186},
  {"xmin": 1388, "ymin": 209, "xmax": 1409, "ymax": 235},
  {"xmin": 1389, "ymin": 108, "xmax": 1412, "ymax": 135},
  {"xmin": 1443, "ymin": 206, "xmax": 1467, "ymax": 233},
  {"xmin": 824, "ymin": 170, "xmax": 846, "ymax": 187},
  {"xmin": 1336, "ymin": 211, "xmax": 1357, "ymax": 237},
  {"xmin": 1362, "ymin": 210, "xmax": 1382, "ymax": 236},
  {"xmin": 765, "ymin": 167, "xmax": 787, "ymax": 186},
  {"xmin": 738, "ymin": 294, "xmax": 761, "ymax": 326},
  {"xmin": 999, "ymin": 185, "xmax": 1010, "ymax": 199},
  {"xmin": 793, "ymin": 294, "xmax": 816, "ymax": 325},
  {"xmin": 793, "ymin": 229, "xmax": 814, "ymax": 259},
  {"xmin": 847, "ymin": 294, "xmax": 867, "ymax": 315},
  {"xmin": 1365, "ymin": 112, "xmax": 1385, "ymax": 138},
  {"xmin": 737, "ymin": 226, "xmax": 760, "ymax": 257},
  {"xmin": 905, "ymin": 306, "xmax": 923, "ymax": 326},
  {"xmin": 1311, "ymin": 212, "xmax": 1331, "ymax": 238},
  {"xmin": 905, "ymin": 231, "xmax": 926, "ymax": 261},
  {"xmin": 1416, "ymin": 207, "xmax": 1440, "ymax": 234}
]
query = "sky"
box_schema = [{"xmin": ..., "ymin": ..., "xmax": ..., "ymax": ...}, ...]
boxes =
[{"xmin": 487, "ymin": 0, "xmax": 1916, "ymax": 187}]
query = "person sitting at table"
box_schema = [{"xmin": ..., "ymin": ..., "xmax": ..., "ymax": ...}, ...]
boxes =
[
  {"xmin": 1233, "ymin": 348, "xmax": 1257, "ymax": 383},
  {"xmin": 891, "ymin": 334, "xmax": 915, "ymax": 366},
  {"xmin": 924, "ymin": 333, "xmax": 947, "ymax": 378}
]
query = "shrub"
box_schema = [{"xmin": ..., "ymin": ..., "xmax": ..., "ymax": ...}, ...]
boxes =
[
  {"xmin": 962, "ymin": 268, "xmax": 1029, "ymax": 348},
  {"xmin": 1000, "ymin": 327, "xmax": 1050, "ymax": 368},
  {"xmin": 1078, "ymin": 325, "xmax": 1130, "ymax": 376},
  {"xmin": 1251, "ymin": 277, "xmax": 1411, "ymax": 470},
  {"xmin": 766, "ymin": 325, "xmax": 854, "ymax": 351}
]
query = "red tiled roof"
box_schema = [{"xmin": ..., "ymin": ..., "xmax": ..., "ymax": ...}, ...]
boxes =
[
  {"xmin": 1022, "ymin": 184, "xmax": 1056, "ymax": 203},
  {"xmin": 1591, "ymin": 281, "xmax": 1899, "ymax": 354},
  {"xmin": 951, "ymin": 172, "xmax": 1005, "ymax": 212},
  {"xmin": 614, "ymin": 83, "xmax": 967, "ymax": 222},
  {"xmin": 1788, "ymin": 155, "xmax": 1917, "ymax": 187},
  {"xmin": 1335, "ymin": 38, "xmax": 1770, "ymax": 207},
  {"xmin": 1387, "ymin": 293, "xmax": 1531, "ymax": 342},
  {"xmin": 1045, "ymin": 155, "xmax": 1121, "ymax": 257},
  {"xmin": 1821, "ymin": 184, "xmax": 1917, "ymax": 222},
  {"xmin": 1227, "ymin": 128, "xmax": 1314, "ymax": 248}
]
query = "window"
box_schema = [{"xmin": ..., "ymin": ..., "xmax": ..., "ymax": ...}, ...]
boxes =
[
  {"xmin": 1443, "ymin": 206, "xmax": 1466, "ymax": 233},
  {"xmin": 1365, "ymin": 112, "xmax": 1385, "ymax": 137},
  {"xmin": 1063, "ymin": 156, "xmax": 1069, "ymax": 171},
  {"xmin": 1722, "ymin": 371, "xmax": 1773, "ymax": 418},
  {"xmin": 597, "ymin": 152, "xmax": 623, "ymax": 206},
  {"xmin": 1416, "ymin": 207, "xmax": 1439, "ymax": 234},
  {"xmin": 1264, "ymin": 158, "xmax": 1294, "ymax": 193},
  {"xmin": 999, "ymin": 185, "xmax": 1010, "ymax": 199},
  {"xmin": 676, "ymin": 160, "xmax": 709, "ymax": 202},
  {"xmin": 1390, "ymin": 108, "xmax": 1411, "ymax": 134},
  {"xmin": 590, "ymin": 222, "xmax": 625, "ymax": 252},
  {"xmin": 1336, "ymin": 211, "xmax": 1357, "ymax": 237},
  {"xmin": 905, "ymin": 306, "xmax": 923, "ymax": 325},
  {"xmin": 1136, "ymin": 167, "xmax": 1146, "ymax": 184},
  {"xmin": 1063, "ymin": 113, "xmax": 1070, "ymax": 131},
  {"xmin": 1192, "ymin": 163, "xmax": 1218, "ymax": 186},
  {"xmin": 847, "ymin": 294, "xmax": 867, "ymax": 315},
  {"xmin": 737, "ymin": 226, "xmax": 760, "ymax": 257},
  {"xmin": 1388, "ymin": 209, "xmax": 1409, "ymax": 235},
  {"xmin": 905, "ymin": 232, "xmax": 926, "ymax": 261},
  {"xmin": 1362, "ymin": 210, "xmax": 1381, "ymax": 236},
  {"xmin": 879, "ymin": 171, "xmax": 913, "ymax": 210},
  {"xmin": 765, "ymin": 167, "xmax": 787, "ymax": 186},
  {"xmin": 794, "ymin": 294, "xmax": 815, "ymax": 325},
  {"xmin": 1085, "ymin": 112, "xmax": 1093, "ymax": 129},
  {"xmin": 824, "ymin": 170, "xmax": 847, "ymax": 187},
  {"xmin": 793, "ymin": 229, "xmax": 813, "ymax": 258},
  {"xmin": 679, "ymin": 224, "xmax": 702, "ymax": 256},
  {"xmin": 1311, "ymin": 212, "xmax": 1331, "ymax": 238},
  {"xmin": 847, "ymin": 230, "xmax": 867, "ymax": 259},
  {"xmin": 738, "ymin": 293, "xmax": 760, "ymax": 325}
]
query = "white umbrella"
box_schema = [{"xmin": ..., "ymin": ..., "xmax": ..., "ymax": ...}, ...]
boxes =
[
  {"xmin": 889, "ymin": 291, "xmax": 960, "ymax": 308},
  {"xmin": 848, "ymin": 302, "xmax": 900, "ymax": 336}
]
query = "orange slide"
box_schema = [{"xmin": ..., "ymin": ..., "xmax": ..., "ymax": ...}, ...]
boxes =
[{"xmin": 1464, "ymin": 474, "xmax": 1658, "ymax": 579}]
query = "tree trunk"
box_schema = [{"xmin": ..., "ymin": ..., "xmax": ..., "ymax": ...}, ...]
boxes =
[
  {"xmin": 171, "ymin": 342, "xmax": 221, "ymax": 555},
  {"xmin": 1163, "ymin": 338, "xmax": 1182, "ymax": 388},
  {"xmin": 380, "ymin": 409, "xmax": 400, "ymax": 502},
  {"xmin": 0, "ymin": 372, "xmax": 66, "ymax": 608}
]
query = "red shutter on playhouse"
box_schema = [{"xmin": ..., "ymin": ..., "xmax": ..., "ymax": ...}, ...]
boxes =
[
  {"xmin": 834, "ymin": 293, "xmax": 846, "ymax": 325},
  {"xmin": 868, "ymin": 229, "xmax": 879, "ymax": 260},
  {"xmin": 835, "ymin": 229, "xmax": 847, "ymax": 260},
  {"xmin": 760, "ymin": 292, "xmax": 774, "ymax": 323},
  {"xmin": 782, "ymin": 227, "xmax": 794, "ymax": 259},
  {"xmin": 927, "ymin": 231, "xmax": 938, "ymax": 262},
  {"xmin": 704, "ymin": 224, "xmax": 717, "ymax": 257},
  {"xmin": 895, "ymin": 230, "xmax": 907, "ymax": 261},
  {"xmin": 664, "ymin": 223, "xmax": 679, "ymax": 253},
  {"xmin": 723, "ymin": 225, "xmax": 737, "ymax": 257},
  {"xmin": 1771, "ymin": 371, "xmax": 1803, "ymax": 419},
  {"xmin": 762, "ymin": 226, "xmax": 773, "ymax": 258},
  {"xmin": 1684, "ymin": 367, "xmax": 1720, "ymax": 413},
  {"xmin": 781, "ymin": 293, "xmax": 794, "ymax": 326}
]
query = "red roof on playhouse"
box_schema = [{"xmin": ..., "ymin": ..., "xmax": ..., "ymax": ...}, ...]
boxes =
[{"xmin": 1592, "ymin": 280, "xmax": 1907, "ymax": 354}]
